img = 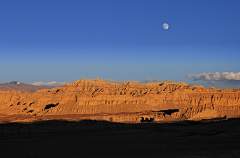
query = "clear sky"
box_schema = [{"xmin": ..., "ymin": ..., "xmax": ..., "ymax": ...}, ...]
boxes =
[{"xmin": 1, "ymin": 0, "xmax": 240, "ymax": 88}]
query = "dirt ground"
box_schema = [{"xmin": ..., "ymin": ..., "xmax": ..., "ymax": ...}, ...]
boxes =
[{"xmin": 0, "ymin": 118, "xmax": 239, "ymax": 158}]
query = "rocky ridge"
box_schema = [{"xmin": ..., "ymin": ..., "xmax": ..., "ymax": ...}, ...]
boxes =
[{"xmin": 0, "ymin": 78, "xmax": 239, "ymax": 123}]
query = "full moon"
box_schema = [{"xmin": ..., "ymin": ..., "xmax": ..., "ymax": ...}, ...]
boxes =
[{"xmin": 163, "ymin": 23, "xmax": 169, "ymax": 30}]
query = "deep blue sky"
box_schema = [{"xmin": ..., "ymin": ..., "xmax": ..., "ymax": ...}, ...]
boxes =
[{"xmin": 1, "ymin": 0, "xmax": 240, "ymax": 88}]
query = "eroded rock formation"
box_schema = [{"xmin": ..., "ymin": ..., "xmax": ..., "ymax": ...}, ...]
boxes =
[{"xmin": 0, "ymin": 78, "xmax": 239, "ymax": 123}]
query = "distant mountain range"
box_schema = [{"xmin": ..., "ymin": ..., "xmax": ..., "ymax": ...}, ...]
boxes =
[{"xmin": 0, "ymin": 81, "xmax": 49, "ymax": 93}]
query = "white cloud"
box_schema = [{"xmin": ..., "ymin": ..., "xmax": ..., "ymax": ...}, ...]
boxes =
[
  {"xmin": 31, "ymin": 81, "xmax": 67, "ymax": 87},
  {"xmin": 141, "ymin": 77, "xmax": 162, "ymax": 83},
  {"xmin": 186, "ymin": 72, "xmax": 240, "ymax": 81}
]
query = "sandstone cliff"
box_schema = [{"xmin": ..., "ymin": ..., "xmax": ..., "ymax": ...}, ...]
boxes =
[{"xmin": 0, "ymin": 78, "xmax": 239, "ymax": 123}]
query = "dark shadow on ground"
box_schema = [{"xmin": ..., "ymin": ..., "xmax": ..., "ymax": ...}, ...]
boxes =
[{"xmin": 0, "ymin": 118, "xmax": 239, "ymax": 158}]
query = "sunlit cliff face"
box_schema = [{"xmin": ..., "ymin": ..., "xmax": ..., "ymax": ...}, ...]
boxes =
[{"xmin": 0, "ymin": 78, "xmax": 239, "ymax": 123}]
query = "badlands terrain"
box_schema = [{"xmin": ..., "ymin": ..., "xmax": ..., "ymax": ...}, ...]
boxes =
[
  {"xmin": 0, "ymin": 77, "xmax": 239, "ymax": 123},
  {"xmin": 0, "ymin": 78, "xmax": 239, "ymax": 158}
]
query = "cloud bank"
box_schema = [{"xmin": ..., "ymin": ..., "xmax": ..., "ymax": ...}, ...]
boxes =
[
  {"xmin": 186, "ymin": 72, "xmax": 240, "ymax": 81},
  {"xmin": 31, "ymin": 81, "xmax": 67, "ymax": 87},
  {"xmin": 141, "ymin": 77, "xmax": 162, "ymax": 83}
]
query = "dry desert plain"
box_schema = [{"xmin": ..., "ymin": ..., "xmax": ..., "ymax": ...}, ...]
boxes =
[{"xmin": 0, "ymin": 78, "xmax": 240, "ymax": 158}]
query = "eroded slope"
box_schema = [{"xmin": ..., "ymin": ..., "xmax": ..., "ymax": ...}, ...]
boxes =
[{"xmin": 0, "ymin": 78, "xmax": 239, "ymax": 123}]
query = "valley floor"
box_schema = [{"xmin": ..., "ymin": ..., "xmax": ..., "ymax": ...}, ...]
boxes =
[{"xmin": 0, "ymin": 117, "xmax": 239, "ymax": 158}]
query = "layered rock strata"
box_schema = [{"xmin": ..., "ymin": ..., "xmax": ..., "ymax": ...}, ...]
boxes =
[{"xmin": 0, "ymin": 78, "xmax": 239, "ymax": 123}]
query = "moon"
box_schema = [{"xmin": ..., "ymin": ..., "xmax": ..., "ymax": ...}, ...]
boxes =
[{"xmin": 163, "ymin": 23, "xmax": 169, "ymax": 30}]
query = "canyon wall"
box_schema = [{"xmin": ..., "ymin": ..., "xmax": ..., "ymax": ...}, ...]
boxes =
[{"xmin": 0, "ymin": 78, "xmax": 239, "ymax": 123}]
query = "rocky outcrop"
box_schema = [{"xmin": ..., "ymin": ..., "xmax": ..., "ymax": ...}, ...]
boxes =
[{"xmin": 0, "ymin": 78, "xmax": 239, "ymax": 123}]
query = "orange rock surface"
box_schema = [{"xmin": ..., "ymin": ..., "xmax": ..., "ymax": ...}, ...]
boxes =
[{"xmin": 0, "ymin": 78, "xmax": 239, "ymax": 123}]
